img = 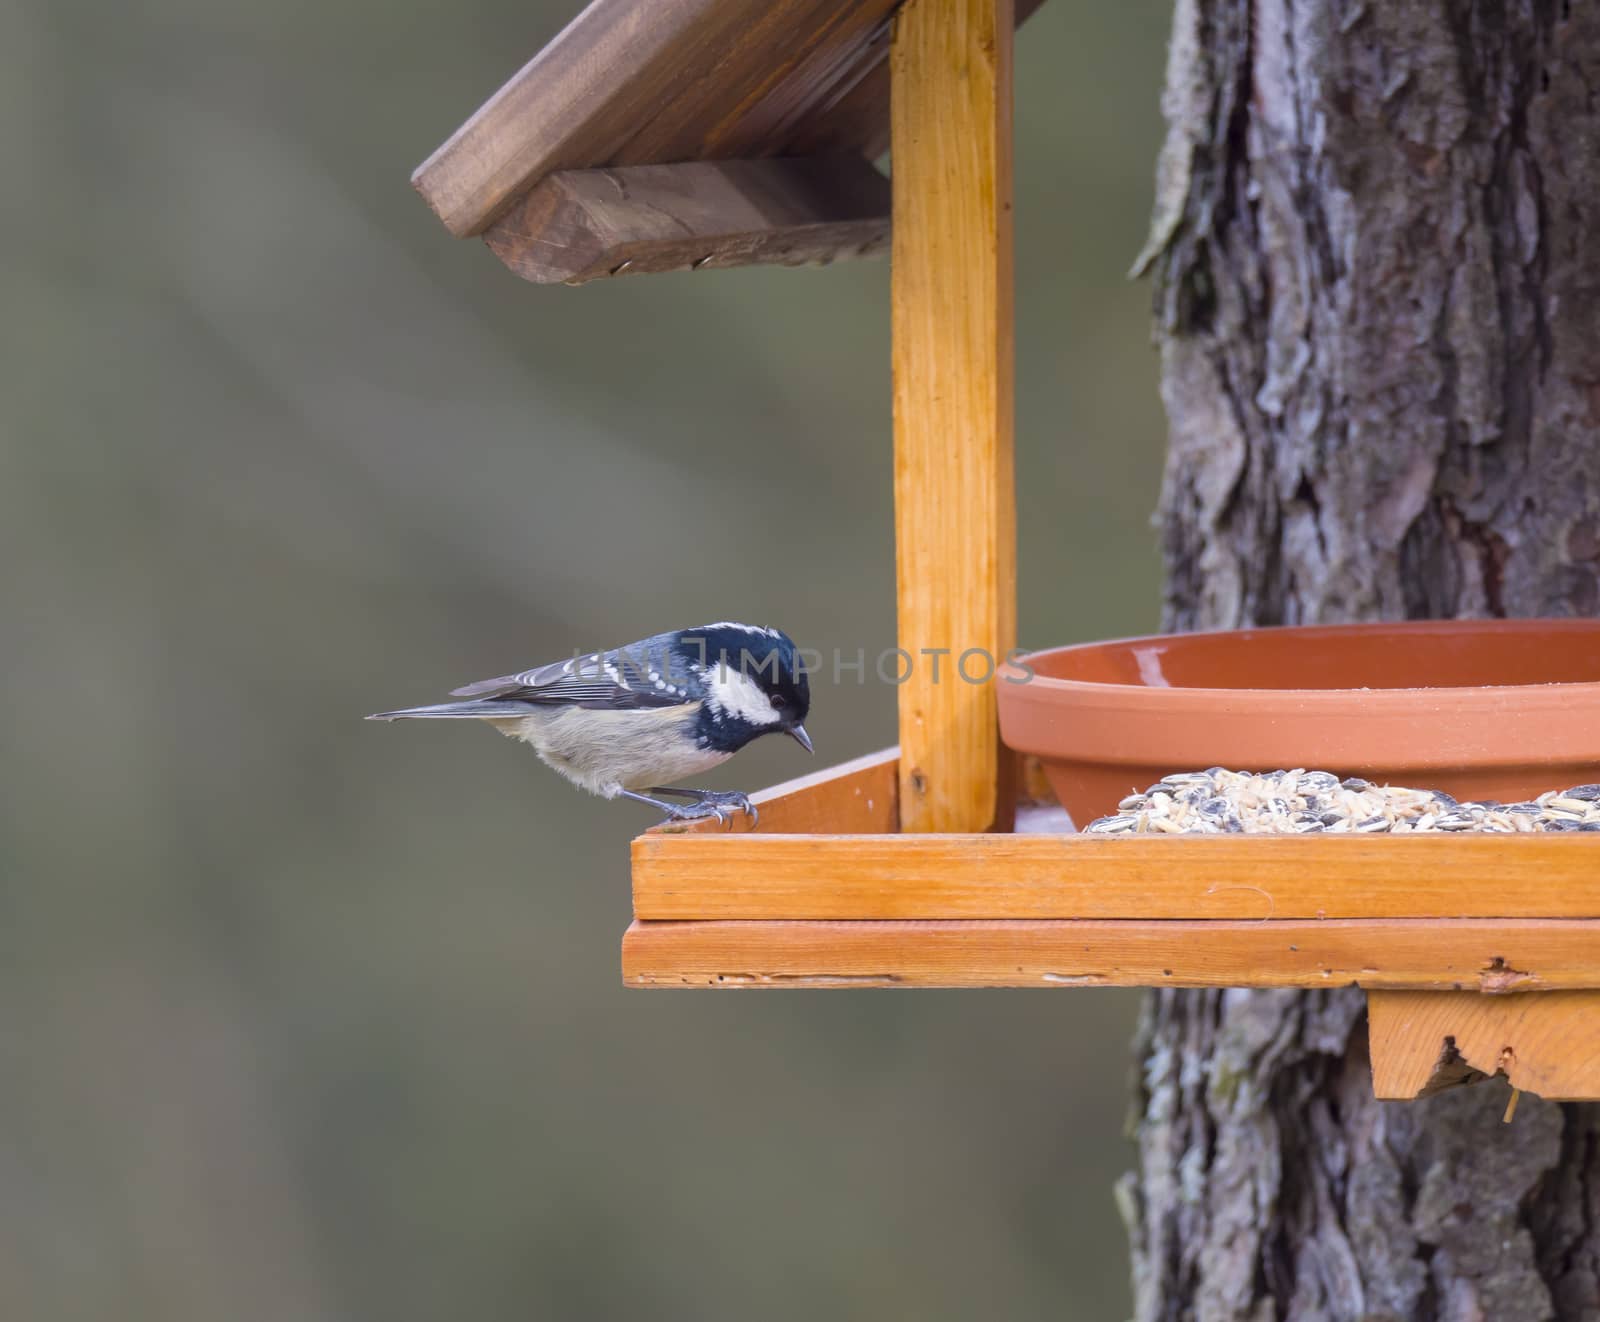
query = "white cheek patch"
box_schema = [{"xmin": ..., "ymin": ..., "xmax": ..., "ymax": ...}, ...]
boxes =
[{"xmin": 700, "ymin": 664, "xmax": 781, "ymax": 726}]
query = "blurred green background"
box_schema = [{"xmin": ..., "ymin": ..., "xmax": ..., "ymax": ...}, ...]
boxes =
[{"xmin": 3, "ymin": 1, "xmax": 1169, "ymax": 1317}]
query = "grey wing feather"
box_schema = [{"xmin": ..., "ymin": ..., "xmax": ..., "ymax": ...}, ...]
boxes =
[
  {"xmin": 448, "ymin": 656, "xmax": 584, "ymax": 698},
  {"xmin": 448, "ymin": 648, "xmax": 684, "ymax": 710}
]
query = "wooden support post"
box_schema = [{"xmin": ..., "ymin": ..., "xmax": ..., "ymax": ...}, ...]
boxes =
[
  {"xmin": 889, "ymin": 0, "xmax": 1016, "ymax": 833},
  {"xmin": 1368, "ymin": 990, "xmax": 1600, "ymax": 1101}
]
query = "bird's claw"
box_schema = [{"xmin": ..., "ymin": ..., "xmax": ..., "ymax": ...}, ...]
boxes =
[
  {"xmin": 663, "ymin": 800, "xmax": 727, "ymax": 825},
  {"xmin": 660, "ymin": 791, "xmax": 758, "ymax": 829},
  {"xmin": 699, "ymin": 789, "xmax": 756, "ymax": 823}
]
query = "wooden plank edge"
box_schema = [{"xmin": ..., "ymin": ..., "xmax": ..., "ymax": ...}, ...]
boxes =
[
  {"xmin": 640, "ymin": 746, "xmax": 899, "ymax": 837},
  {"xmin": 621, "ymin": 918, "xmax": 1600, "ymax": 990},
  {"xmin": 630, "ymin": 831, "xmax": 1600, "ymax": 920},
  {"xmin": 483, "ymin": 156, "xmax": 889, "ymax": 285},
  {"xmin": 1368, "ymin": 989, "xmax": 1600, "ymax": 1100},
  {"xmin": 412, "ymin": 0, "xmax": 731, "ymax": 236},
  {"xmin": 629, "ymin": 745, "xmax": 1055, "ymax": 839},
  {"xmin": 415, "ymin": 0, "xmax": 1052, "ymax": 237}
]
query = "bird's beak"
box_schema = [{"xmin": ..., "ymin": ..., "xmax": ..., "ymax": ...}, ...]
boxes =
[{"xmin": 786, "ymin": 723, "xmax": 814, "ymax": 754}]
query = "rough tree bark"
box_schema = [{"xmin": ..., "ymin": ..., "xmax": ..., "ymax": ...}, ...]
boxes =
[{"xmin": 1121, "ymin": 2, "xmax": 1600, "ymax": 1319}]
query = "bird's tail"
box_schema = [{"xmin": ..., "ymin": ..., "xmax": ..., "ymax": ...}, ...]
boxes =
[{"xmin": 365, "ymin": 700, "xmax": 532, "ymax": 721}]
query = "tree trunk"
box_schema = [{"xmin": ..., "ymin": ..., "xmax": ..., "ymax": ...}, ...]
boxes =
[{"xmin": 1123, "ymin": 2, "xmax": 1600, "ymax": 1318}]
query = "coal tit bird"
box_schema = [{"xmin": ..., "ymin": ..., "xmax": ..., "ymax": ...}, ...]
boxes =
[{"xmin": 367, "ymin": 623, "xmax": 812, "ymax": 825}]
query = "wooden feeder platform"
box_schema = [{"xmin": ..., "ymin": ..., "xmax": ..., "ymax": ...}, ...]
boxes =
[
  {"xmin": 417, "ymin": 0, "xmax": 1600, "ymax": 1103},
  {"xmin": 624, "ymin": 749, "xmax": 1600, "ymax": 1099},
  {"xmin": 625, "ymin": 752, "xmax": 1600, "ymax": 992}
]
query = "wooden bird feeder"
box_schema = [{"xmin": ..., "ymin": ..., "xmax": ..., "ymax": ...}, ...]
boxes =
[{"xmin": 415, "ymin": 0, "xmax": 1600, "ymax": 1102}]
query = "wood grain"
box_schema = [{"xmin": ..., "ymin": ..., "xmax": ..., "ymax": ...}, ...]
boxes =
[
  {"xmin": 621, "ymin": 918, "xmax": 1600, "ymax": 990},
  {"xmin": 631, "ymin": 831, "xmax": 1600, "ymax": 919},
  {"xmin": 646, "ymin": 746, "xmax": 898, "ymax": 836},
  {"xmin": 416, "ymin": 0, "xmax": 718, "ymax": 236},
  {"xmin": 413, "ymin": 0, "xmax": 1053, "ymax": 240},
  {"xmin": 605, "ymin": 0, "xmax": 898, "ymax": 167},
  {"xmin": 889, "ymin": 0, "xmax": 1016, "ymax": 833},
  {"xmin": 788, "ymin": 0, "xmax": 1048, "ymax": 157},
  {"xmin": 1368, "ymin": 989, "xmax": 1600, "ymax": 1100},
  {"xmin": 482, "ymin": 157, "xmax": 889, "ymax": 284},
  {"xmin": 413, "ymin": 0, "xmax": 898, "ymax": 237}
]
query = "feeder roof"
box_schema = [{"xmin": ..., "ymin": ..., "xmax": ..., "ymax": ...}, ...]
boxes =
[{"xmin": 413, "ymin": 0, "xmax": 1044, "ymax": 283}]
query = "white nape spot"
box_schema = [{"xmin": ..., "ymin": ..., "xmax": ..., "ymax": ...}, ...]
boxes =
[{"xmin": 700, "ymin": 663, "xmax": 781, "ymax": 726}]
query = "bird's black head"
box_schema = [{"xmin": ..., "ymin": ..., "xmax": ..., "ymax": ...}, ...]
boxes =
[{"xmin": 673, "ymin": 623, "xmax": 813, "ymax": 756}]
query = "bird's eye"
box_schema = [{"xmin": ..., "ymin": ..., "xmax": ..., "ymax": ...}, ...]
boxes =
[{"xmin": 772, "ymin": 695, "xmax": 787, "ymax": 708}]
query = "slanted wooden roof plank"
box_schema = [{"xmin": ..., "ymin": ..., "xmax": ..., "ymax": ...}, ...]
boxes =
[
  {"xmin": 413, "ymin": 0, "xmax": 1051, "ymax": 244},
  {"xmin": 415, "ymin": 0, "xmax": 723, "ymax": 237},
  {"xmin": 608, "ymin": 0, "xmax": 901, "ymax": 167},
  {"xmin": 414, "ymin": 0, "xmax": 897, "ymax": 238}
]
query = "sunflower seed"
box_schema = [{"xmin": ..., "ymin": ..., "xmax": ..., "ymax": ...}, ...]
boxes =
[{"xmin": 1081, "ymin": 768, "xmax": 1600, "ymax": 837}]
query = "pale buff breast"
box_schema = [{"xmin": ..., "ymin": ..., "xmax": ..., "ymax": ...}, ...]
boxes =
[{"xmin": 488, "ymin": 702, "xmax": 731, "ymax": 797}]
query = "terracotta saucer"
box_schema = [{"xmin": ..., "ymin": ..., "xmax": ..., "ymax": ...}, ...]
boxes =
[{"xmin": 997, "ymin": 619, "xmax": 1600, "ymax": 827}]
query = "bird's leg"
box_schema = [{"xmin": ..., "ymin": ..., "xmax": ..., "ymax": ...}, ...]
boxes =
[
  {"xmin": 618, "ymin": 788, "xmax": 736, "ymax": 826},
  {"xmin": 646, "ymin": 786, "xmax": 759, "ymax": 827}
]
